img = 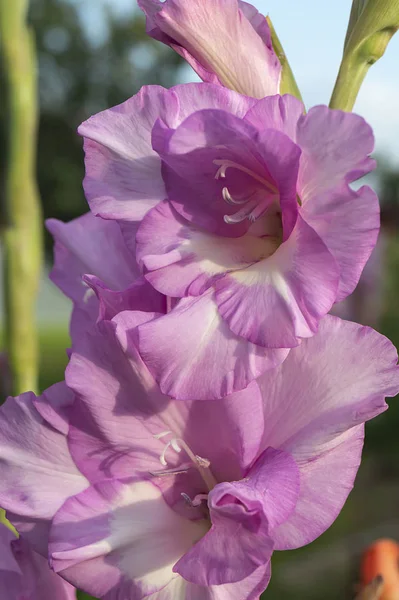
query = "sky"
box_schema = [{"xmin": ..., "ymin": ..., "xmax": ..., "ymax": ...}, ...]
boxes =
[{"xmin": 98, "ymin": 0, "xmax": 399, "ymax": 164}]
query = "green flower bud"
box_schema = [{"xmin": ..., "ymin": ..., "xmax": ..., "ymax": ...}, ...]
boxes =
[{"xmin": 330, "ymin": 0, "xmax": 399, "ymax": 111}]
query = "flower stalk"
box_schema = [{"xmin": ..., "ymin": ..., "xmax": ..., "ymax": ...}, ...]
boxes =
[
  {"xmin": 330, "ymin": 0, "xmax": 399, "ymax": 111},
  {"xmin": 0, "ymin": 0, "xmax": 42, "ymax": 395}
]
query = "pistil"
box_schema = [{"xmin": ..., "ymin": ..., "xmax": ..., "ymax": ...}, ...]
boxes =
[{"xmin": 152, "ymin": 431, "xmax": 217, "ymax": 492}]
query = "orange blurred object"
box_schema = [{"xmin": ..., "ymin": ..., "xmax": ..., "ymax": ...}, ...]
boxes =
[{"xmin": 360, "ymin": 539, "xmax": 399, "ymax": 600}]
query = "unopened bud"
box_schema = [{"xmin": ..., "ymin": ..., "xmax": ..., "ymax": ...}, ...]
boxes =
[{"xmin": 330, "ymin": 0, "xmax": 399, "ymax": 111}]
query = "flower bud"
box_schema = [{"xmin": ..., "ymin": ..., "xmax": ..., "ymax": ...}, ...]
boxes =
[{"xmin": 330, "ymin": 0, "xmax": 399, "ymax": 111}]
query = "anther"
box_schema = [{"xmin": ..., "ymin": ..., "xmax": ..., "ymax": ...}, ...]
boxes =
[
  {"xmin": 215, "ymin": 165, "xmax": 227, "ymax": 179},
  {"xmin": 181, "ymin": 493, "xmax": 194, "ymax": 507},
  {"xmin": 222, "ymin": 187, "xmax": 247, "ymax": 206},
  {"xmin": 154, "ymin": 430, "xmax": 172, "ymax": 440},
  {"xmin": 82, "ymin": 287, "xmax": 95, "ymax": 304},
  {"xmin": 160, "ymin": 438, "xmax": 181, "ymax": 466},
  {"xmin": 149, "ymin": 465, "xmax": 191, "ymax": 477},
  {"xmin": 213, "ymin": 159, "xmax": 278, "ymax": 194},
  {"xmin": 223, "ymin": 200, "xmax": 258, "ymax": 224},
  {"xmin": 195, "ymin": 456, "xmax": 211, "ymax": 468},
  {"xmin": 181, "ymin": 493, "xmax": 209, "ymax": 507},
  {"xmin": 153, "ymin": 432, "xmax": 217, "ymax": 491}
]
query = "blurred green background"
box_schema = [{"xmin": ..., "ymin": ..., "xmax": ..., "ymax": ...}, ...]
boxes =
[{"xmin": 1, "ymin": 1, "xmax": 399, "ymax": 598}]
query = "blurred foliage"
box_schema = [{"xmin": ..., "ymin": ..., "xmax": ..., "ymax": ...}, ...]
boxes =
[
  {"xmin": 1, "ymin": 0, "xmax": 183, "ymax": 255},
  {"xmin": 380, "ymin": 166, "xmax": 399, "ymax": 230},
  {"xmin": 360, "ymin": 163, "xmax": 399, "ymax": 460}
]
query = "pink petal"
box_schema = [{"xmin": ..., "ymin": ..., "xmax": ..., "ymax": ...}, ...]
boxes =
[
  {"xmin": 138, "ymin": 290, "xmax": 288, "ymax": 400},
  {"xmin": 0, "ymin": 387, "xmax": 88, "ymax": 554},
  {"xmin": 0, "ymin": 526, "xmax": 23, "ymax": 598},
  {"xmin": 46, "ymin": 214, "xmax": 138, "ymax": 299},
  {"xmin": 138, "ymin": 0, "xmax": 281, "ymax": 99},
  {"xmin": 78, "ymin": 86, "xmax": 179, "ymax": 221},
  {"xmin": 66, "ymin": 310, "xmax": 213, "ymax": 522},
  {"xmin": 65, "ymin": 311, "xmax": 170, "ymax": 483},
  {"xmin": 175, "ymin": 448, "xmax": 298, "ymax": 585},
  {"xmin": 137, "ymin": 200, "xmax": 276, "ymax": 297},
  {"xmin": 301, "ymin": 184, "xmax": 380, "ymax": 302},
  {"xmin": 181, "ymin": 381, "xmax": 265, "ymax": 481},
  {"xmin": 172, "ymin": 82, "xmax": 257, "ymax": 121},
  {"xmin": 255, "ymin": 128, "xmax": 301, "ymax": 238},
  {"xmin": 296, "ymin": 105, "xmax": 376, "ymax": 203},
  {"xmin": 33, "ymin": 381, "xmax": 75, "ymax": 436},
  {"xmin": 245, "ymin": 94, "xmax": 305, "ymax": 142},
  {"xmin": 257, "ymin": 316, "xmax": 399, "ymax": 549},
  {"xmin": 79, "ymin": 82, "xmax": 255, "ymax": 224},
  {"xmin": 10, "ymin": 536, "xmax": 77, "ymax": 600},
  {"xmin": 215, "ymin": 216, "xmax": 339, "ymax": 348},
  {"xmin": 0, "ymin": 524, "xmax": 20, "ymax": 569},
  {"xmin": 0, "ymin": 524, "xmax": 76, "ymax": 600},
  {"xmin": 273, "ymin": 425, "xmax": 364, "ymax": 549},
  {"xmin": 67, "ymin": 308, "xmax": 265, "ymax": 485},
  {"xmin": 47, "ymin": 213, "xmax": 139, "ymax": 341},
  {"xmin": 83, "ymin": 274, "xmax": 166, "ymax": 321},
  {"xmin": 208, "ymin": 563, "xmax": 271, "ymax": 600},
  {"xmin": 49, "ymin": 479, "xmax": 208, "ymax": 598},
  {"xmin": 257, "ymin": 315, "xmax": 399, "ymax": 456}
]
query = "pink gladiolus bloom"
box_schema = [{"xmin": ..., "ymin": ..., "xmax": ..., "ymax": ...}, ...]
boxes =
[
  {"xmin": 0, "ymin": 313, "xmax": 397, "ymax": 598},
  {"xmin": 138, "ymin": 0, "xmax": 281, "ymax": 99},
  {"xmin": 79, "ymin": 83, "xmax": 379, "ymax": 399},
  {"xmin": 0, "ymin": 523, "xmax": 76, "ymax": 600}
]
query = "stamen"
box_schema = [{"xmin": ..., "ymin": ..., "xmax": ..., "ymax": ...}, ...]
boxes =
[
  {"xmin": 181, "ymin": 492, "xmax": 209, "ymax": 507},
  {"xmin": 215, "ymin": 165, "xmax": 227, "ymax": 179},
  {"xmin": 192, "ymin": 494, "xmax": 209, "ymax": 507},
  {"xmin": 149, "ymin": 465, "xmax": 191, "ymax": 477},
  {"xmin": 153, "ymin": 431, "xmax": 217, "ymax": 491},
  {"xmin": 160, "ymin": 439, "xmax": 181, "ymax": 466},
  {"xmin": 224, "ymin": 200, "xmax": 259, "ymax": 224},
  {"xmin": 222, "ymin": 187, "xmax": 247, "ymax": 206},
  {"xmin": 195, "ymin": 456, "xmax": 211, "ymax": 469},
  {"xmin": 154, "ymin": 430, "xmax": 172, "ymax": 440},
  {"xmin": 214, "ymin": 159, "xmax": 277, "ymax": 194},
  {"xmin": 178, "ymin": 440, "xmax": 217, "ymax": 491},
  {"xmin": 171, "ymin": 438, "xmax": 182, "ymax": 453},
  {"xmin": 181, "ymin": 492, "xmax": 194, "ymax": 506}
]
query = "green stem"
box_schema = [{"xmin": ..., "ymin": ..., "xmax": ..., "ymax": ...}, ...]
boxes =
[
  {"xmin": 329, "ymin": 55, "xmax": 369, "ymax": 112},
  {"xmin": 0, "ymin": 0, "xmax": 42, "ymax": 396}
]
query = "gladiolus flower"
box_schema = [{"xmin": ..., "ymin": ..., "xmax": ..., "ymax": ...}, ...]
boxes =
[
  {"xmin": 79, "ymin": 83, "xmax": 379, "ymax": 399},
  {"xmin": 0, "ymin": 313, "xmax": 397, "ymax": 598}
]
